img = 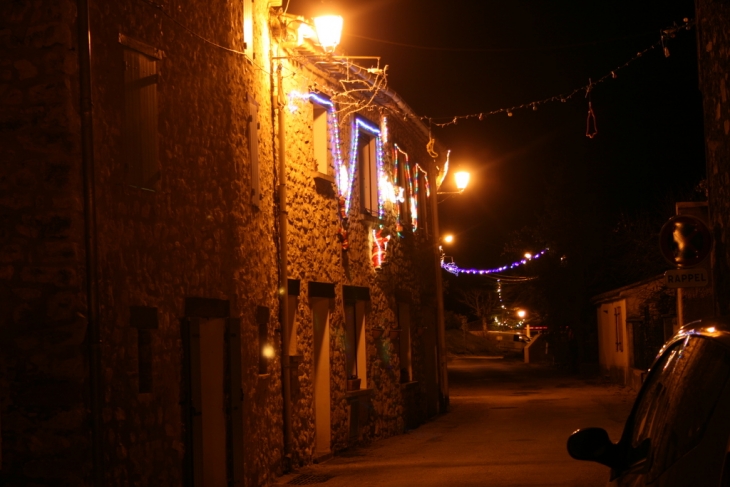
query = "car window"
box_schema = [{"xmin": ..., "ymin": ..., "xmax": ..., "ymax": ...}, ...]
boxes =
[{"xmin": 628, "ymin": 335, "xmax": 730, "ymax": 481}]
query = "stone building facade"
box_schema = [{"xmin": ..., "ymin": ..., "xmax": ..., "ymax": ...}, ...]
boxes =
[
  {"xmin": 696, "ymin": 1, "xmax": 730, "ymax": 317},
  {"xmin": 1, "ymin": 1, "xmax": 445, "ymax": 485}
]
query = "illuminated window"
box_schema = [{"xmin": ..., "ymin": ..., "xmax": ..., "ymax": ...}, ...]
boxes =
[
  {"xmin": 243, "ymin": 0, "xmax": 253, "ymax": 58},
  {"xmin": 359, "ymin": 131, "xmax": 378, "ymax": 217},
  {"xmin": 394, "ymin": 144, "xmax": 410, "ymax": 227}
]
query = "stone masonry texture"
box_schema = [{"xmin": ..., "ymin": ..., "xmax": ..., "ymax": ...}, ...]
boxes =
[
  {"xmin": 1, "ymin": 0, "xmax": 443, "ymax": 485},
  {"xmin": 696, "ymin": 0, "xmax": 730, "ymax": 317}
]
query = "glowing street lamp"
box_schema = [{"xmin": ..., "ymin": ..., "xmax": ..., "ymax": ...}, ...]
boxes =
[
  {"xmin": 313, "ymin": 15, "xmax": 343, "ymax": 53},
  {"xmin": 454, "ymin": 171, "xmax": 470, "ymax": 192},
  {"xmin": 443, "ymin": 234, "xmax": 454, "ymax": 244},
  {"xmin": 438, "ymin": 169, "xmax": 471, "ymax": 196},
  {"xmin": 517, "ymin": 309, "xmax": 526, "ymax": 319}
]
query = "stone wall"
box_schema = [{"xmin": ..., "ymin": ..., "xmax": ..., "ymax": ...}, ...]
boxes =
[
  {"xmin": 696, "ymin": 1, "xmax": 730, "ymax": 315},
  {"xmin": 87, "ymin": 0, "xmax": 283, "ymax": 484},
  {"xmin": 0, "ymin": 0, "xmax": 91, "ymax": 484},
  {"xmin": 277, "ymin": 60, "xmax": 440, "ymax": 467},
  {"xmin": 1, "ymin": 0, "xmax": 441, "ymax": 484}
]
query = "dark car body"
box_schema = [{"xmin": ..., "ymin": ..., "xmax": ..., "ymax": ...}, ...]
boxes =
[{"xmin": 567, "ymin": 318, "xmax": 730, "ymax": 486}]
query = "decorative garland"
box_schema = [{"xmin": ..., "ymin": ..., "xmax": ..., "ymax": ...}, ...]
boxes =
[
  {"xmin": 303, "ymin": 92, "xmax": 433, "ymax": 259},
  {"xmin": 441, "ymin": 249, "xmax": 548, "ymax": 276}
]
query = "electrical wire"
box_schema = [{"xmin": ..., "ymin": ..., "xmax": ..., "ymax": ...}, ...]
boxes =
[
  {"xmin": 422, "ymin": 18, "xmax": 694, "ymax": 128},
  {"xmin": 345, "ymin": 31, "xmax": 656, "ymax": 53}
]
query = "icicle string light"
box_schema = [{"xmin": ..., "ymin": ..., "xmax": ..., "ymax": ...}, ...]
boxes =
[
  {"xmin": 304, "ymin": 92, "xmax": 349, "ymax": 203},
  {"xmin": 304, "ymin": 93, "xmax": 430, "ymax": 231},
  {"xmin": 422, "ymin": 19, "xmax": 694, "ymax": 128},
  {"xmin": 441, "ymin": 249, "xmax": 548, "ymax": 276},
  {"xmin": 349, "ymin": 117, "xmax": 385, "ymax": 218}
]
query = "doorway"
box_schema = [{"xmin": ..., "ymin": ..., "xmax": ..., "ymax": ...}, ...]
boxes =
[
  {"xmin": 312, "ymin": 298, "xmax": 331, "ymax": 456},
  {"xmin": 183, "ymin": 315, "xmax": 244, "ymax": 487}
]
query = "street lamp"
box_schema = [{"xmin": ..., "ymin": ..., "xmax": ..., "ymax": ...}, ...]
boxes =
[
  {"xmin": 454, "ymin": 171, "xmax": 470, "ymax": 192},
  {"xmin": 438, "ymin": 169, "xmax": 471, "ymax": 196},
  {"xmin": 313, "ymin": 15, "xmax": 343, "ymax": 52},
  {"xmin": 270, "ymin": 10, "xmax": 343, "ymax": 469},
  {"xmin": 517, "ymin": 309, "xmax": 526, "ymax": 319}
]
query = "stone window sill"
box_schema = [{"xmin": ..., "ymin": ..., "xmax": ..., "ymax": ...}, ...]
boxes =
[{"xmin": 346, "ymin": 388, "xmax": 374, "ymax": 401}]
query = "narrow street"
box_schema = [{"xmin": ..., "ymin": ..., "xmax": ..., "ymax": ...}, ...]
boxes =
[{"xmin": 277, "ymin": 356, "xmax": 636, "ymax": 487}]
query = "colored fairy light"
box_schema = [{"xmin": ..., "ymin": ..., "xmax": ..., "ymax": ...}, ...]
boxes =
[
  {"xmin": 441, "ymin": 249, "xmax": 549, "ymax": 276},
  {"xmin": 394, "ymin": 144, "xmax": 419, "ymax": 231},
  {"xmin": 416, "ymin": 163, "xmax": 431, "ymax": 197},
  {"xmin": 371, "ymin": 228, "xmax": 391, "ymax": 269}
]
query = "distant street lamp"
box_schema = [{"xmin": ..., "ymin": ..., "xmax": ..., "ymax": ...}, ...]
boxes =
[
  {"xmin": 443, "ymin": 234, "xmax": 454, "ymax": 244},
  {"xmin": 517, "ymin": 309, "xmax": 526, "ymax": 319}
]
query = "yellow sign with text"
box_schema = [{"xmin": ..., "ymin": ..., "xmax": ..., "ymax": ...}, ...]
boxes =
[{"xmin": 664, "ymin": 268, "xmax": 709, "ymax": 288}]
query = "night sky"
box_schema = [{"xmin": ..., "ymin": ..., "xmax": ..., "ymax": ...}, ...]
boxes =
[{"xmin": 290, "ymin": 0, "xmax": 705, "ymax": 269}]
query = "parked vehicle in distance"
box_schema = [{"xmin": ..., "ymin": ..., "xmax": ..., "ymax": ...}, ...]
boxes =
[{"xmin": 566, "ymin": 318, "xmax": 730, "ymax": 486}]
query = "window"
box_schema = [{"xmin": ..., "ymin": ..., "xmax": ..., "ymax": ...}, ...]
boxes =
[
  {"xmin": 393, "ymin": 144, "xmax": 410, "ymax": 229},
  {"xmin": 122, "ymin": 38, "xmax": 161, "ymax": 190},
  {"xmin": 358, "ymin": 128, "xmax": 379, "ymax": 217},
  {"xmin": 130, "ymin": 306, "xmax": 158, "ymax": 393},
  {"xmin": 416, "ymin": 168, "xmax": 429, "ymax": 234},
  {"xmin": 312, "ymin": 105, "xmax": 328, "ymax": 174},
  {"xmin": 243, "ymin": 0, "xmax": 253, "ymax": 58},
  {"xmin": 628, "ymin": 336, "xmax": 730, "ymax": 480},
  {"xmin": 256, "ymin": 306, "xmax": 270, "ymax": 374},
  {"xmin": 344, "ymin": 300, "xmax": 366, "ymax": 387},
  {"xmin": 398, "ymin": 302, "xmax": 412, "ymax": 383},
  {"xmin": 614, "ymin": 307, "xmax": 623, "ymax": 352},
  {"xmin": 248, "ymin": 100, "xmax": 261, "ymax": 207}
]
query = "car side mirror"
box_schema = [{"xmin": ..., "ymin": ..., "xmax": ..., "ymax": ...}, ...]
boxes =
[{"xmin": 567, "ymin": 428, "xmax": 619, "ymax": 468}]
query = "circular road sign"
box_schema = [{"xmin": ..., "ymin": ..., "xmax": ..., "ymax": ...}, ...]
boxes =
[{"xmin": 659, "ymin": 215, "xmax": 712, "ymax": 268}]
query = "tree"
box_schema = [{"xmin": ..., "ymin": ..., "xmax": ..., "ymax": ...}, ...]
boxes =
[{"xmin": 457, "ymin": 288, "xmax": 498, "ymax": 332}]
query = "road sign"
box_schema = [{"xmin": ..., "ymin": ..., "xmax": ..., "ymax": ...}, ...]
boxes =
[
  {"xmin": 664, "ymin": 268, "xmax": 709, "ymax": 288},
  {"xmin": 659, "ymin": 215, "xmax": 712, "ymax": 268}
]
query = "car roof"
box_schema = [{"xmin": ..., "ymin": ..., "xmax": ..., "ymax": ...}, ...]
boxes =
[{"xmin": 661, "ymin": 317, "xmax": 730, "ymax": 355}]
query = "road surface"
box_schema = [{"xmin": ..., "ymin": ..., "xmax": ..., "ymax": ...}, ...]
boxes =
[{"xmin": 276, "ymin": 356, "xmax": 636, "ymax": 486}]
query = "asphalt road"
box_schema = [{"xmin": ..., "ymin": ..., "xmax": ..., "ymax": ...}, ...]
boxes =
[{"xmin": 276, "ymin": 356, "xmax": 636, "ymax": 487}]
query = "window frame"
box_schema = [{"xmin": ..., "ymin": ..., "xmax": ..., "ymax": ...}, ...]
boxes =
[
  {"xmin": 121, "ymin": 37, "xmax": 162, "ymax": 191},
  {"xmin": 354, "ymin": 117, "xmax": 383, "ymax": 219}
]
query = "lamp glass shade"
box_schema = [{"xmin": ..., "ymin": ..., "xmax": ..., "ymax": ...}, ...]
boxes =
[
  {"xmin": 313, "ymin": 15, "xmax": 343, "ymax": 52},
  {"xmin": 454, "ymin": 171, "xmax": 470, "ymax": 191}
]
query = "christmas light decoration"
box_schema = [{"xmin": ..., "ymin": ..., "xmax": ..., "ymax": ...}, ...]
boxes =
[
  {"xmin": 394, "ymin": 144, "xmax": 419, "ymax": 231},
  {"xmin": 349, "ymin": 117, "xmax": 385, "ymax": 218},
  {"xmin": 371, "ymin": 227, "xmax": 391, "ymax": 269},
  {"xmin": 441, "ymin": 249, "xmax": 548, "ymax": 276},
  {"xmin": 421, "ymin": 19, "xmax": 694, "ymax": 129}
]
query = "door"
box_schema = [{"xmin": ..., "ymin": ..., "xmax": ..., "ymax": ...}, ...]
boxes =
[
  {"xmin": 183, "ymin": 317, "xmax": 244, "ymax": 487},
  {"xmin": 312, "ymin": 298, "xmax": 331, "ymax": 455}
]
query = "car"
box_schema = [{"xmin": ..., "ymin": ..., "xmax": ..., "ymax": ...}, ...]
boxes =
[{"xmin": 567, "ymin": 318, "xmax": 730, "ymax": 487}]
